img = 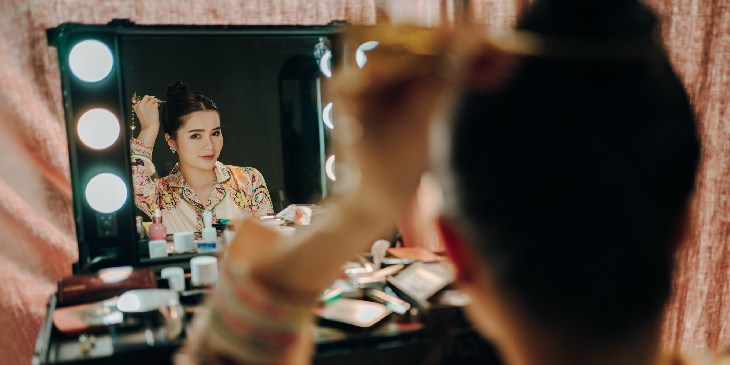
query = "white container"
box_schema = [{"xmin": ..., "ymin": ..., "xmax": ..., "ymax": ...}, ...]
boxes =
[
  {"xmin": 190, "ymin": 256, "xmax": 218, "ymax": 286},
  {"xmin": 161, "ymin": 267, "xmax": 185, "ymax": 292},
  {"xmin": 173, "ymin": 232, "xmax": 195, "ymax": 253},
  {"xmin": 148, "ymin": 240, "xmax": 168, "ymax": 259}
]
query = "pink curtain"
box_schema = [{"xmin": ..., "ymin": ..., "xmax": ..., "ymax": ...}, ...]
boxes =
[
  {"xmin": 0, "ymin": 1, "xmax": 726, "ymax": 364},
  {"xmin": 645, "ymin": 0, "xmax": 730, "ymax": 353}
]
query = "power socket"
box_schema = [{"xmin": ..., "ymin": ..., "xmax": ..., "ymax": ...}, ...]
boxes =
[{"xmin": 96, "ymin": 214, "xmax": 118, "ymax": 237}]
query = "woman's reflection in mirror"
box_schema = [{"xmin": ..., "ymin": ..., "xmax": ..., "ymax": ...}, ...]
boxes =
[{"xmin": 131, "ymin": 82, "xmax": 273, "ymax": 233}]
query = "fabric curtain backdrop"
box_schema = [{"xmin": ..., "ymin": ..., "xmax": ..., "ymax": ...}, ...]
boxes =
[
  {"xmin": 644, "ymin": 0, "xmax": 730, "ymax": 353},
  {"xmin": 0, "ymin": 1, "xmax": 726, "ymax": 364}
]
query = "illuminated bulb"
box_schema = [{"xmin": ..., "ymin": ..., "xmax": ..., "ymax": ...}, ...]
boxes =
[
  {"xmin": 77, "ymin": 108, "xmax": 120, "ymax": 150},
  {"xmin": 325, "ymin": 155, "xmax": 336, "ymax": 181},
  {"xmin": 69, "ymin": 40, "xmax": 114, "ymax": 83},
  {"xmin": 319, "ymin": 50, "xmax": 332, "ymax": 78},
  {"xmin": 85, "ymin": 173, "xmax": 127, "ymax": 214},
  {"xmin": 323, "ymin": 102, "xmax": 334, "ymax": 129},
  {"xmin": 356, "ymin": 41, "xmax": 379, "ymax": 68}
]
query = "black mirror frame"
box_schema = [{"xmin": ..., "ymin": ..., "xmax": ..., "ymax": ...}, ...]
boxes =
[{"xmin": 47, "ymin": 19, "xmax": 341, "ymax": 273}]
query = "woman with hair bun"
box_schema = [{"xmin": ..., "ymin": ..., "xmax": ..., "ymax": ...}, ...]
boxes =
[{"xmin": 131, "ymin": 82, "xmax": 273, "ymax": 233}]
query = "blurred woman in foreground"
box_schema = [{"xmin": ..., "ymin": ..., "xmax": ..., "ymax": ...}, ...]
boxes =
[{"xmin": 178, "ymin": 1, "xmax": 729, "ymax": 364}]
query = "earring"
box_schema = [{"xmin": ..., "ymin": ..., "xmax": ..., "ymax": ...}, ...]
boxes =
[{"xmin": 171, "ymin": 148, "xmax": 177, "ymax": 154}]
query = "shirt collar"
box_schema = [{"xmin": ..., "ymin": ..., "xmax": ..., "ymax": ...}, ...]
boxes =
[
  {"xmin": 214, "ymin": 161, "xmax": 232, "ymax": 184},
  {"xmin": 165, "ymin": 161, "xmax": 231, "ymax": 188}
]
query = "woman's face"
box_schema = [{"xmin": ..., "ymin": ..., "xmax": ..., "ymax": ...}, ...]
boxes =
[{"xmin": 168, "ymin": 110, "xmax": 223, "ymax": 172}]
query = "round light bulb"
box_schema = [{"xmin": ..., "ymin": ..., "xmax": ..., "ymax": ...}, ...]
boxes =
[
  {"xmin": 319, "ymin": 50, "xmax": 332, "ymax": 78},
  {"xmin": 325, "ymin": 155, "xmax": 336, "ymax": 181},
  {"xmin": 323, "ymin": 102, "xmax": 334, "ymax": 130},
  {"xmin": 85, "ymin": 173, "xmax": 127, "ymax": 214},
  {"xmin": 356, "ymin": 41, "xmax": 379, "ymax": 68},
  {"xmin": 69, "ymin": 40, "xmax": 114, "ymax": 83},
  {"xmin": 77, "ymin": 108, "xmax": 120, "ymax": 150}
]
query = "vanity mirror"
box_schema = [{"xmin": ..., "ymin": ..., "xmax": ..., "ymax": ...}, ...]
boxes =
[{"xmin": 48, "ymin": 20, "xmax": 340, "ymax": 271}]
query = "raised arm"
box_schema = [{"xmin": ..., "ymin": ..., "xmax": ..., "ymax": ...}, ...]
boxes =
[
  {"xmin": 133, "ymin": 95, "xmax": 161, "ymax": 149},
  {"xmin": 130, "ymin": 95, "xmax": 163, "ymax": 217}
]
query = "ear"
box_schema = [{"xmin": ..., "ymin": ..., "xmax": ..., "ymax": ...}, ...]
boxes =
[
  {"xmin": 165, "ymin": 133, "xmax": 176, "ymax": 149},
  {"xmin": 437, "ymin": 216, "xmax": 475, "ymax": 284}
]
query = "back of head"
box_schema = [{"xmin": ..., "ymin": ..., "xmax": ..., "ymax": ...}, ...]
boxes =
[
  {"xmin": 446, "ymin": 0, "xmax": 699, "ymax": 341},
  {"xmin": 161, "ymin": 82, "xmax": 218, "ymax": 138}
]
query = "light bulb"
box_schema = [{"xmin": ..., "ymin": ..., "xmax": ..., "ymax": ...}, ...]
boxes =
[
  {"xmin": 69, "ymin": 40, "xmax": 114, "ymax": 83},
  {"xmin": 85, "ymin": 173, "xmax": 127, "ymax": 213},
  {"xmin": 77, "ymin": 108, "xmax": 120, "ymax": 150}
]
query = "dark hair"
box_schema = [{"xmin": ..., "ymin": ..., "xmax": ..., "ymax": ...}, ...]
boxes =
[
  {"xmin": 445, "ymin": 0, "xmax": 700, "ymax": 341},
  {"xmin": 161, "ymin": 82, "xmax": 218, "ymax": 138}
]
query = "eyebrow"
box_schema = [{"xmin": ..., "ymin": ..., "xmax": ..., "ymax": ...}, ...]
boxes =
[{"xmin": 186, "ymin": 127, "xmax": 222, "ymax": 133}]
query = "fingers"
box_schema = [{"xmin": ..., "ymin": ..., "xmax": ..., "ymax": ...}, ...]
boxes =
[
  {"xmin": 137, "ymin": 95, "xmax": 163, "ymax": 105},
  {"xmin": 145, "ymin": 95, "xmax": 163, "ymax": 104},
  {"xmin": 133, "ymin": 95, "xmax": 162, "ymax": 129}
]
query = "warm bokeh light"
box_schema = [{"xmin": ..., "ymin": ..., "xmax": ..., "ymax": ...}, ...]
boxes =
[
  {"xmin": 356, "ymin": 41, "xmax": 379, "ymax": 68},
  {"xmin": 323, "ymin": 102, "xmax": 334, "ymax": 129},
  {"xmin": 326, "ymin": 155, "xmax": 336, "ymax": 181},
  {"xmin": 319, "ymin": 50, "xmax": 332, "ymax": 78}
]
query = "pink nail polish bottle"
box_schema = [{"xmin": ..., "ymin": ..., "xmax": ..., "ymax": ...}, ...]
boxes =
[{"xmin": 149, "ymin": 209, "xmax": 167, "ymax": 241}]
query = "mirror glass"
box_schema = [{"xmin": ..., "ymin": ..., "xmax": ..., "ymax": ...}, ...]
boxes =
[
  {"xmin": 119, "ymin": 30, "xmax": 332, "ymax": 216},
  {"xmin": 51, "ymin": 23, "xmax": 339, "ymax": 268}
]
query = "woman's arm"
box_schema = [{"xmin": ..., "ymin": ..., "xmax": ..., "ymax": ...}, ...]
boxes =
[
  {"xmin": 130, "ymin": 138, "xmax": 159, "ymax": 218},
  {"xmin": 130, "ymin": 95, "xmax": 163, "ymax": 217},
  {"xmin": 133, "ymin": 95, "xmax": 161, "ymax": 148}
]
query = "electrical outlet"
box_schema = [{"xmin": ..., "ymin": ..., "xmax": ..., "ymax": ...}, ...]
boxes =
[{"xmin": 96, "ymin": 214, "xmax": 118, "ymax": 237}]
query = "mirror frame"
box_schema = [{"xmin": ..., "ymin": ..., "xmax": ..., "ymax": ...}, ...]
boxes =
[{"xmin": 47, "ymin": 19, "xmax": 340, "ymax": 272}]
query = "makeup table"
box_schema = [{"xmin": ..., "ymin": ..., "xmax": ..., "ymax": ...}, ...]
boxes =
[{"xmin": 34, "ymin": 263, "xmax": 503, "ymax": 365}]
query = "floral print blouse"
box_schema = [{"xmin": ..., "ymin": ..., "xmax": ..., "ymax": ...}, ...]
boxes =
[{"xmin": 130, "ymin": 138, "xmax": 274, "ymax": 233}]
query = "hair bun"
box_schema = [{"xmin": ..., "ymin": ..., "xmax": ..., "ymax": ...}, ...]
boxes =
[{"xmin": 167, "ymin": 82, "xmax": 188, "ymax": 98}]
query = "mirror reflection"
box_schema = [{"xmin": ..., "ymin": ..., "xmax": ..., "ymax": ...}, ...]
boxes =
[{"xmin": 120, "ymin": 33, "xmax": 331, "ymax": 236}]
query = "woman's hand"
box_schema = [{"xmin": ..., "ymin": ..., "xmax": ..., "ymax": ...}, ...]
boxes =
[
  {"xmin": 330, "ymin": 25, "xmax": 513, "ymax": 223},
  {"xmin": 331, "ymin": 27, "xmax": 454, "ymax": 223},
  {"xmin": 133, "ymin": 95, "xmax": 162, "ymax": 148}
]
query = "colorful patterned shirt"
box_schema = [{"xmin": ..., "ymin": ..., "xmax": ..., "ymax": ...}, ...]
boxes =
[{"xmin": 130, "ymin": 138, "xmax": 274, "ymax": 232}]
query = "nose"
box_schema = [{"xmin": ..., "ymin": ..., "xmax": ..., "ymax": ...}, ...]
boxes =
[{"xmin": 203, "ymin": 136, "xmax": 214, "ymax": 151}]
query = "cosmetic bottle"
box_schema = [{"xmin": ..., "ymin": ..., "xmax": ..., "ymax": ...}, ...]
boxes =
[
  {"xmin": 198, "ymin": 211, "xmax": 217, "ymax": 253},
  {"xmin": 149, "ymin": 209, "xmax": 167, "ymax": 241},
  {"xmin": 135, "ymin": 216, "xmax": 146, "ymax": 240}
]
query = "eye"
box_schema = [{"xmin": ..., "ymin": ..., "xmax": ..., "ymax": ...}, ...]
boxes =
[
  {"xmin": 190, "ymin": 133, "xmax": 201, "ymax": 139},
  {"xmin": 212, "ymin": 130, "xmax": 222, "ymax": 137}
]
